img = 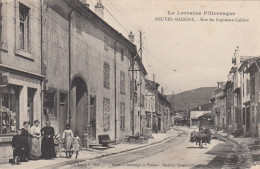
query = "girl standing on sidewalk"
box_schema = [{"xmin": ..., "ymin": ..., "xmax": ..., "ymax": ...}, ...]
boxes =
[
  {"xmin": 72, "ymin": 131, "xmax": 81, "ymax": 159},
  {"xmin": 62, "ymin": 124, "xmax": 73, "ymax": 158}
]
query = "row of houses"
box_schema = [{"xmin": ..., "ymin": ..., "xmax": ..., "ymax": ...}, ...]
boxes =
[
  {"xmin": 211, "ymin": 46, "xmax": 260, "ymax": 137},
  {"xmin": 0, "ymin": 0, "xmax": 173, "ymax": 163}
]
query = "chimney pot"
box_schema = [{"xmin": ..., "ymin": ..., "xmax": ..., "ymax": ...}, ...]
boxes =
[
  {"xmin": 128, "ymin": 31, "xmax": 135, "ymax": 43},
  {"xmin": 81, "ymin": 0, "xmax": 89, "ymax": 7},
  {"xmin": 95, "ymin": 0, "xmax": 104, "ymax": 19}
]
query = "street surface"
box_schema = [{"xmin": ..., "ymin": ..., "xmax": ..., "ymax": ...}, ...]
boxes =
[{"xmin": 60, "ymin": 127, "xmax": 240, "ymax": 169}]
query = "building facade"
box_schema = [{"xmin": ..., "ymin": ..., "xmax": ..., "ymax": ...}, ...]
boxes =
[
  {"xmin": 43, "ymin": 0, "xmax": 144, "ymax": 144},
  {"xmin": 0, "ymin": 0, "xmax": 44, "ymax": 163}
]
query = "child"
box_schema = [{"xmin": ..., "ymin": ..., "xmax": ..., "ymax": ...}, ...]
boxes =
[
  {"xmin": 72, "ymin": 131, "xmax": 81, "ymax": 159},
  {"xmin": 11, "ymin": 130, "xmax": 23, "ymax": 165},
  {"xmin": 62, "ymin": 124, "xmax": 73, "ymax": 158}
]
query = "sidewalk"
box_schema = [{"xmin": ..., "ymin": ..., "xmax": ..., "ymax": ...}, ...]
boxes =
[
  {"xmin": 215, "ymin": 130, "xmax": 256, "ymax": 169},
  {"xmin": 0, "ymin": 128, "xmax": 181, "ymax": 169}
]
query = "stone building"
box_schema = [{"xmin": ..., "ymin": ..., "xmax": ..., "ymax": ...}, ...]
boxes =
[
  {"xmin": 144, "ymin": 79, "xmax": 160, "ymax": 133},
  {"xmin": 42, "ymin": 0, "xmax": 146, "ymax": 145},
  {"xmin": 0, "ymin": 0, "xmax": 43, "ymax": 163}
]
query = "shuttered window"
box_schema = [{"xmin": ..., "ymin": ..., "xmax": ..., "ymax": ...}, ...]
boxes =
[
  {"xmin": 103, "ymin": 98, "xmax": 110, "ymax": 131},
  {"xmin": 120, "ymin": 102, "xmax": 125, "ymax": 131},
  {"xmin": 104, "ymin": 62, "xmax": 110, "ymax": 89},
  {"xmin": 120, "ymin": 71, "xmax": 125, "ymax": 94}
]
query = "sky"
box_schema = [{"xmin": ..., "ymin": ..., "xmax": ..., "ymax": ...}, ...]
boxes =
[{"xmin": 87, "ymin": 0, "xmax": 260, "ymax": 94}]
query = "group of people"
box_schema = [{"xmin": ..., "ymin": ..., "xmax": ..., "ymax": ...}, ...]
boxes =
[{"xmin": 11, "ymin": 120, "xmax": 81, "ymax": 165}]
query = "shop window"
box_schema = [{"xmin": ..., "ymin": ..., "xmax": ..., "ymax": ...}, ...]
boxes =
[
  {"xmin": 103, "ymin": 98, "xmax": 110, "ymax": 131},
  {"xmin": 120, "ymin": 103, "xmax": 125, "ymax": 131},
  {"xmin": 43, "ymin": 91, "xmax": 56, "ymax": 120},
  {"xmin": 28, "ymin": 88, "xmax": 36, "ymax": 125},
  {"xmin": 0, "ymin": 86, "xmax": 19, "ymax": 135}
]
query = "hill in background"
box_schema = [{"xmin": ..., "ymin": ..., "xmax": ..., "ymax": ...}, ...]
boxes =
[{"xmin": 166, "ymin": 87, "xmax": 217, "ymax": 111}]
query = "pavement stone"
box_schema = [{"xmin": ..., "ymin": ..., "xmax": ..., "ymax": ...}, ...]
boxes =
[{"xmin": 215, "ymin": 130, "xmax": 256, "ymax": 169}]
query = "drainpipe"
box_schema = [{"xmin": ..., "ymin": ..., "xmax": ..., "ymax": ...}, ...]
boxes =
[
  {"xmin": 114, "ymin": 39, "xmax": 118, "ymax": 141},
  {"xmin": 68, "ymin": 9, "xmax": 73, "ymax": 126},
  {"xmin": 40, "ymin": 0, "xmax": 43, "ymax": 128},
  {"xmin": 131, "ymin": 54, "xmax": 136, "ymax": 136}
]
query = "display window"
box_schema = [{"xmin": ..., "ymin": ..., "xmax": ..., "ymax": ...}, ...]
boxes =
[{"xmin": 0, "ymin": 86, "xmax": 19, "ymax": 135}]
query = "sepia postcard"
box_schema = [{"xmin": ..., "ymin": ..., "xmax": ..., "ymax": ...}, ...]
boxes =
[{"xmin": 0, "ymin": 0, "xmax": 260, "ymax": 168}]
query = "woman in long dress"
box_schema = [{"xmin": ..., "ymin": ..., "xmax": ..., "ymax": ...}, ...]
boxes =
[
  {"xmin": 41, "ymin": 121, "xmax": 56, "ymax": 159},
  {"xmin": 62, "ymin": 124, "xmax": 73, "ymax": 158},
  {"xmin": 29, "ymin": 120, "xmax": 41, "ymax": 160}
]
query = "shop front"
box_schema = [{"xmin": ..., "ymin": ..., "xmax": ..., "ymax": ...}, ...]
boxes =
[{"xmin": 0, "ymin": 71, "xmax": 43, "ymax": 163}]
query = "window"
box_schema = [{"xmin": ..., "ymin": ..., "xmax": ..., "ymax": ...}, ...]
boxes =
[
  {"xmin": 76, "ymin": 13, "xmax": 82, "ymax": 33},
  {"xmin": 104, "ymin": 35, "xmax": 108, "ymax": 51},
  {"xmin": 103, "ymin": 98, "xmax": 110, "ymax": 131},
  {"xmin": 19, "ymin": 3, "xmax": 30, "ymax": 51},
  {"xmin": 0, "ymin": 86, "xmax": 19, "ymax": 135},
  {"xmin": 0, "ymin": 2, "xmax": 7, "ymax": 50},
  {"xmin": 120, "ymin": 71, "xmax": 125, "ymax": 94},
  {"xmin": 121, "ymin": 48, "xmax": 124, "ymax": 61},
  {"xmin": 120, "ymin": 103, "xmax": 125, "ymax": 130},
  {"xmin": 134, "ymin": 92, "xmax": 137, "ymax": 103},
  {"xmin": 104, "ymin": 62, "xmax": 110, "ymax": 89},
  {"xmin": 251, "ymin": 77, "xmax": 255, "ymax": 97},
  {"xmin": 141, "ymin": 94, "xmax": 144, "ymax": 108}
]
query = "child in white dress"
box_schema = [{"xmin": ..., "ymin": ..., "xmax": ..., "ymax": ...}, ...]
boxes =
[{"xmin": 72, "ymin": 131, "xmax": 81, "ymax": 159}]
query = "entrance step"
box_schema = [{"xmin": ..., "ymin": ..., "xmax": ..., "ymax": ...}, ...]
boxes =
[
  {"xmin": 89, "ymin": 144, "xmax": 102, "ymax": 148},
  {"xmin": 90, "ymin": 146, "xmax": 108, "ymax": 150}
]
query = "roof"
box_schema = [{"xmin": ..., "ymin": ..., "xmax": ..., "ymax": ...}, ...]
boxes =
[
  {"xmin": 198, "ymin": 113, "xmax": 215, "ymax": 120},
  {"xmin": 158, "ymin": 93, "xmax": 172, "ymax": 107},
  {"xmin": 244, "ymin": 57, "xmax": 260, "ymax": 73},
  {"xmin": 135, "ymin": 55, "xmax": 147, "ymax": 75},
  {"xmin": 238, "ymin": 57, "xmax": 259, "ymax": 72},
  {"xmin": 145, "ymin": 79, "xmax": 160, "ymax": 90},
  {"xmin": 191, "ymin": 102, "xmax": 213, "ymax": 111},
  {"xmin": 47, "ymin": 0, "xmax": 136, "ymax": 51}
]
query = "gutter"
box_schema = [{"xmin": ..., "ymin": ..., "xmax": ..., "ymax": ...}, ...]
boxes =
[
  {"xmin": 114, "ymin": 39, "xmax": 118, "ymax": 141},
  {"xmin": 68, "ymin": 9, "xmax": 73, "ymax": 125}
]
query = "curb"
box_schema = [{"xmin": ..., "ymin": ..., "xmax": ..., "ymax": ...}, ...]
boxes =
[
  {"xmin": 38, "ymin": 129, "xmax": 184, "ymax": 169},
  {"xmin": 215, "ymin": 132, "xmax": 254, "ymax": 168}
]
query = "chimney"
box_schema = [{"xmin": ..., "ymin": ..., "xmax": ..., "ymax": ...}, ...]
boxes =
[
  {"xmin": 152, "ymin": 74, "xmax": 156, "ymax": 82},
  {"xmin": 95, "ymin": 0, "xmax": 104, "ymax": 19},
  {"xmin": 81, "ymin": 0, "xmax": 89, "ymax": 7},
  {"xmin": 161, "ymin": 87, "xmax": 164, "ymax": 95},
  {"xmin": 232, "ymin": 46, "xmax": 240, "ymax": 65},
  {"xmin": 128, "ymin": 31, "xmax": 134, "ymax": 44}
]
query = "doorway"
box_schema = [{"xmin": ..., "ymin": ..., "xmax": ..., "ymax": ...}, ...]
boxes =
[
  {"xmin": 71, "ymin": 76, "xmax": 88, "ymax": 145},
  {"xmin": 90, "ymin": 95, "xmax": 96, "ymax": 141},
  {"xmin": 246, "ymin": 107, "xmax": 250, "ymax": 132}
]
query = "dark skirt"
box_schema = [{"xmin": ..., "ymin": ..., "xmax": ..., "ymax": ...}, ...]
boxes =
[{"xmin": 41, "ymin": 136, "xmax": 56, "ymax": 159}]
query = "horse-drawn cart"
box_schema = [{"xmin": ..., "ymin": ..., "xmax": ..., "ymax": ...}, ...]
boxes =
[{"xmin": 190, "ymin": 128, "xmax": 211, "ymax": 148}]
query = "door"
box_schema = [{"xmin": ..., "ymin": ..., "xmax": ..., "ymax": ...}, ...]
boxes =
[
  {"xmin": 90, "ymin": 95, "xmax": 96, "ymax": 141},
  {"xmin": 246, "ymin": 107, "xmax": 250, "ymax": 132},
  {"xmin": 158, "ymin": 118, "xmax": 161, "ymax": 131}
]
